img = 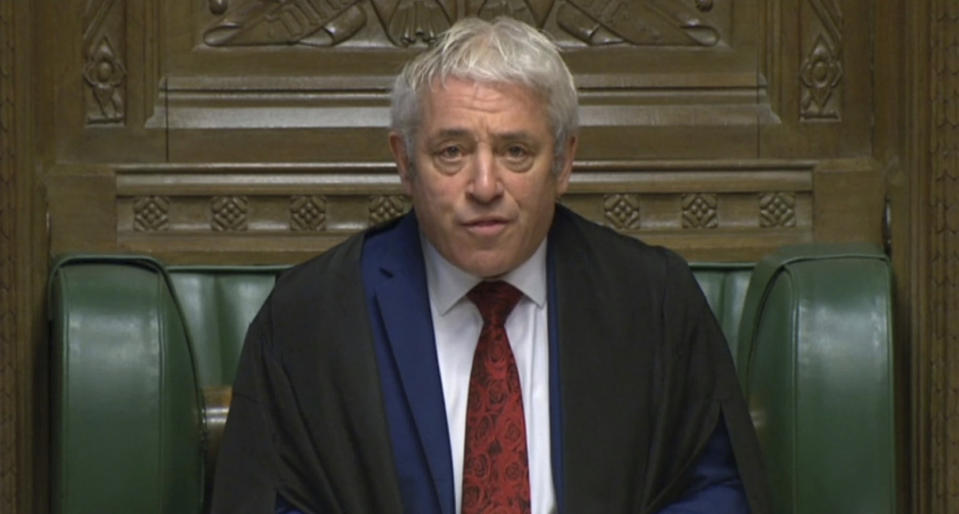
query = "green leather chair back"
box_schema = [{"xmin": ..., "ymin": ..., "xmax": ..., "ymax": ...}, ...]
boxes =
[
  {"xmin": 737, "ymin": 244, "xmax": 896, "ymax": 514},
  {"xmin": 166, "ymin": 267, "xmax": 281, "ymax": 388},
  {"xmin": 690, "ymin": 263, "xmax": 754, "ymax": 361},
  {"xmin": 50, "ymin": 257, "xmax": 205, "ymax": 514},
  {"xmin": 165, "ymin": 264, "xmax": 753, "ymax": 388},
  {"xmin": 48, "ymin": 245, "xmax": 896, "ymax": 514}
]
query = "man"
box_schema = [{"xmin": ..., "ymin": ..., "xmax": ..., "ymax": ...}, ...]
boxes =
[{"xmin": 212, "ymin": 16, "xmax": 770, "ymax": 514}]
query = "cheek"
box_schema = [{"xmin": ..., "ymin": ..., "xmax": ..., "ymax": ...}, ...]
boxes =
[{"xmin": 410, "ymin": 177, "xmax": 458, "ymax": 218}]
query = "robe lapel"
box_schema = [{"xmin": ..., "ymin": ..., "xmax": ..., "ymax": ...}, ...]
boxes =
[
  {"xmin": 549, "ymin": 207, "xmax": 655, "ymax": 512},
  {"xmin": 370, "ymin": 215, "xmax": 455, "ymax": 514}
]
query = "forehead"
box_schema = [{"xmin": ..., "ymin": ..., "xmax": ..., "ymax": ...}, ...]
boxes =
[{"xmin": 417, "ymin": 78, "xmax": 549, "ymax": 131}]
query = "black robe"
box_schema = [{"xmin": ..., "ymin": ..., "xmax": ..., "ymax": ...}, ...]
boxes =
[{"xmin": 211, "ymin": 206, "xmax": 771, "ymax": 514}]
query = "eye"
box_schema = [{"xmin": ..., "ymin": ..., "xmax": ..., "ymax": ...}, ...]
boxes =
[
  {"xmin": 436, "ymin": 145, "xmax": 463, "ymax": 161},
  {"xmin": 501, "ymin": 143, "xmax": 534, "ymax": 170},
  {"xmin": 505, "ymin": 145, "xmax": 529, "ymax": 160}
]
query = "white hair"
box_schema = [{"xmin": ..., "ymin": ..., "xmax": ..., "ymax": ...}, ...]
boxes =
[{"xmin": 390, "ymin": 17, "xmax": 578, "ymax": 174}]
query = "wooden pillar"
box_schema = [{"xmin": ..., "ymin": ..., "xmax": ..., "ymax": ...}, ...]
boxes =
[
  {"xmin": 912, "ymin": 0, "xmax": 959, "ymax": 512},
  {"xmin": 0, "ymin": 1, "xmax": 41, "ymax": 513}
]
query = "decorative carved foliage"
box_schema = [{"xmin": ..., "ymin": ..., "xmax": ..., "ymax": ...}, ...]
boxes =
[
  {"xmin": 203, "ymin": 0, "xmax": 727, "ymax": 48},
  {"xmin": 369, "ymin": 195, "xmax": 411, "ymax": 224},
  {"xmin": 603, "ymin": 193, "xmax": 641, "ymax": 230},
  {"xmin": 681, "ymin": 193, "xmax": 718, "ymax": 229},
  {"xmin": 800, "ymin": 0, "xmax": 843, "ymax": 120},
  {"xmin": 83, "ymin": 0, "xmax": 126, "ymax": 124},
  {"xmin": 557, "ymin": 0, "xmax": 723, "ymax": 47},
  {"xmin": 211, "ymin": 196, "xmax": 249, "ymax": 231},
  {"xmin": 694, "ymin": 0, "xmax": 712, "ymax": 11},
  {"xmin": 133, "ymin": 196, "xmax": 170, "ymax": 231},
  {"xmin": 759, "ymin": 192, "xmax": 796, "ymax": 228},
  {"xmin": 204, "ymin": 0, "xmax": 372, "ymax": 47},
  {"xmin": 381, "ymin": 0, "xmax": 454, "ymax": 46},
  {"xmin": 290, "ymin": 195, "xmax": 328, "ymax": 231}
]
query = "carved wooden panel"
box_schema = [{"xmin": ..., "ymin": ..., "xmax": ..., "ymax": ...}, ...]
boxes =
[
  {"xmin": 197, "ymin": 0, "xmax": 731, "ymax": 48},
  {"xmin": 56, "ymin": 160, "xmax": 819, "ymax": 263},
  {"xmin": 83, "ymin": 0, "xmax": 127, "ymax": 124},
  {"xmin": 799, "ymin": 0, "xmax": 843, "ymax": 121}
]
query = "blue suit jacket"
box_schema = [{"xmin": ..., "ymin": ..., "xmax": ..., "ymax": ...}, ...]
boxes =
[{"xmin": 346, "ymin": 211, "xmax": 747, "ymax": 514}]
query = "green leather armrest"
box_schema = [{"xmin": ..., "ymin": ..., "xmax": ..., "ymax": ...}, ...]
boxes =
[
  {"xmin": 50, "ymin": 256, "xmax": 205, "ymax": 514},
  {"xmin": 737, "ymin": 243, "xmax": 896, "ymax": 514}
]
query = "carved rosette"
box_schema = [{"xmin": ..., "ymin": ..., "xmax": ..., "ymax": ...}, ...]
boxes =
[
  {"xmin": 800, "ymin": 0, "xmax": 843, "ymax": 120},
  {"xmin": 369, "ymin": 195, "xmax": 410, "ymax": 225},
  {"xmin": 759, "ymin": 192, "xmax": 796, "ymax": 228},
  {"xmin": 133, "ymin": 196, "xmax": 170, "ymax": 232},
  {"xmin": 603, "ymin": 193, "xmax": 641, "ymax": 230},
  {"xmin": 290, "ymin": 195, "xmax": 327, "ymax": 231},
  {"xmin": 211, "ymin": 196, "xmax": 249, "ymax": 231},
  {"xmin": 83, "ymin": 0, "xmax": 126, "ymax": 124},
  {"xmin": 681, "ymin": 193, "xmax": 718, "ymax": 229}
]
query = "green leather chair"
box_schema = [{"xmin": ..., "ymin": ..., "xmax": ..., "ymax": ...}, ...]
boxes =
[{"xmin": 48, "ymin": 244, "xmax": 896, "ymax": 514}]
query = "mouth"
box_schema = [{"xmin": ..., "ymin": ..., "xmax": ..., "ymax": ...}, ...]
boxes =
[{"xmin": 462, "ymin": 217, "xmax": 510, "ymax": 237}]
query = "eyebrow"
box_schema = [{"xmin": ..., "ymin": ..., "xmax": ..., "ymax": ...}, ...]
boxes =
[
  {"xmin": 428, "ymin": 128, "xmax": 471, "ymax": 140},
  {"xmin": 495, "ymin": 131, "xmax": 537, "ymax": 142},
  {"xmin": 426, "ymin": 129, "xmax": 538, "ymax": 142}
]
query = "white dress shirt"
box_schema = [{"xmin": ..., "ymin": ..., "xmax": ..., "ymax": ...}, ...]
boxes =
[{"xmin": 421, "ymin": 236, "xmax": 556, "ymax": 514}]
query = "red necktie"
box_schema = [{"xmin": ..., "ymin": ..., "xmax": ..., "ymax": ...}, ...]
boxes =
[{"xmin": 461, "ymin": 280, "xmax": 531, "ymax": 514}]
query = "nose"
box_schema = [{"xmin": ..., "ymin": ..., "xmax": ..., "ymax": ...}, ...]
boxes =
[{"xmin": 466, "ymin": 150, "xmax": 503, "ymax": 203}]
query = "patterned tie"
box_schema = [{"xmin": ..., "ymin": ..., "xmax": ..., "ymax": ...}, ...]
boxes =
[{"xmin": 461, "ymin": 280, "xmax": 531, "ymax": 514}]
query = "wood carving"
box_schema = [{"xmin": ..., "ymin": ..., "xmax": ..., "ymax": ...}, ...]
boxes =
[
  {"xmin": 204, "ymin": 0, "xmax": 369, "ymax": 47},
  {"xmin": 603, "ymin": 193, "xmax": 642, "ymax": 230},
  {"xmin": 758, "ymin": 192, "xmax": 796, "ymax": 228},
  {"xmin": 113, "ymin": 164, "xmax": 811, "ymax": 261},
  {"xmin": 290, "ymin": 195, "xmax": 328, "ymax": 231},
  {"xmin": 557, "ymin": 0, "xmax": 722, "ymax": 46},
  {"xmin": 928, "ymin": 2, "xmax": 959, "ymax": 510},
  {"xmin": 800, "ymin": 0, "xmax": 842, "ymax": 120},
  {"xmin": 83, "ymin": 0, "xmax": 126, "ymax": 124},
  {"xmin": 133, "ymin": 196, "xmax": 171, "ymax": 232},
  {"xmin": 379, "ymin": 0, "xmax": 454, "ymax": 46},
  {"xmin": 211, "ymin": 196, "xmax": 249, "ymax": 231},
  {"xmin": 467, "ymin": 0, "xmax": 551, "ymax": 27},
  {"xmin": 681, "ymin": 193, "xmax": 718, "ymax": 229},
  {"xmin": 0, "ymin": 0, "xmax": 17, "ymax": 510},
  {"xmin": 204, "ymin": 0, "xmax": 725, "ymax": 47},
  {"xmin": 369, "ymin": 195, "xmax": 411, "ymax": 224}
]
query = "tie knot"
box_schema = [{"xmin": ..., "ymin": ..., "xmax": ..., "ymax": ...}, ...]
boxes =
[{"xmin": 467, "ymin": 280, "xmax": 523, "ymax": 327}]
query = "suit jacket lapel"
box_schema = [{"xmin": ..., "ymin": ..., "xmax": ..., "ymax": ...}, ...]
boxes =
[{"xmin": 369, "ymin": 214, "xmax": 455, "ymax": 514}]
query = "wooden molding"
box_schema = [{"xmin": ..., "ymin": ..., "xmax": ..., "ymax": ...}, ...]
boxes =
[
  {"xmin": 914, "ymin": 1, "xmax": 959, "ymax": 512},
  {"xmin": 0, "ymin": 0, "xmax": 19, "ymax": 509}
]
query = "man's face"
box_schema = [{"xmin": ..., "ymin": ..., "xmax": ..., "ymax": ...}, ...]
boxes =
[{"xmin": 390, "ymin": 78, "xmax": 576, "ymax": 278}]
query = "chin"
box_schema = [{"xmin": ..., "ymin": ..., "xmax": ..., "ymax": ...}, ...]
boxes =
[{"xmin": 456, "ymin": 257, "xmax": 508, "ymax": 279}]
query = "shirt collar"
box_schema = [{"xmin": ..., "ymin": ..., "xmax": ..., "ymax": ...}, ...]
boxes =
[{"xmin": 421, "ymin": 236, "xmax": 548, "ymax": 316}]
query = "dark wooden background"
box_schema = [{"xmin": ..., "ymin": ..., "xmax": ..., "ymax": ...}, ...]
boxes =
[{"xmin": 1, "ymin": 0, "xmax": 954, "ymax": 512}]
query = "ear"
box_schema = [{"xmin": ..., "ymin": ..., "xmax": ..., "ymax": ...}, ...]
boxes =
[
  {"xmin": 389, "ymin": 131, "xmax": 414, "ymax": 195},
  {"xmin": 554, "ymin": 136, "xmax": 577, "ymax": 196}
]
